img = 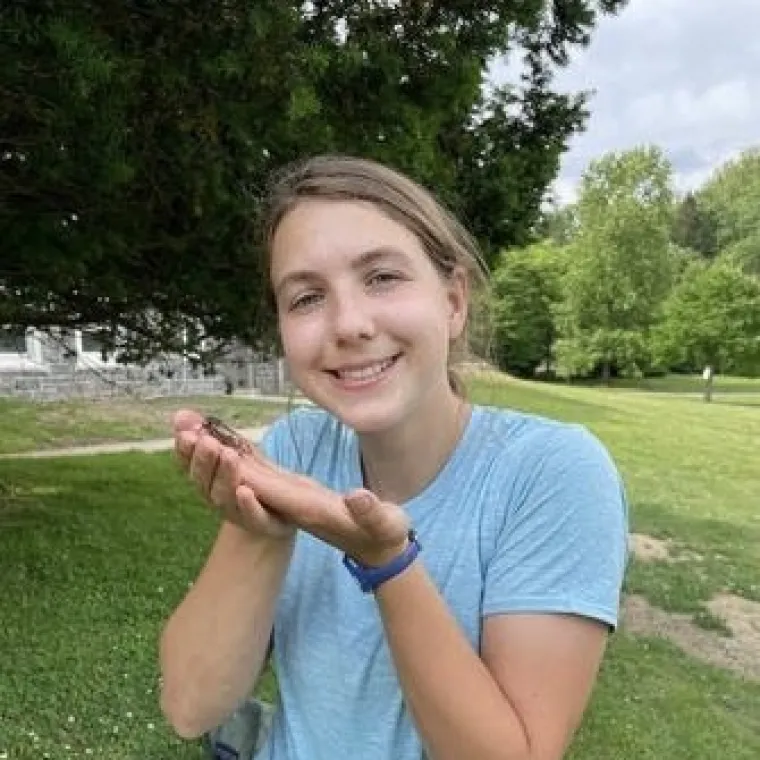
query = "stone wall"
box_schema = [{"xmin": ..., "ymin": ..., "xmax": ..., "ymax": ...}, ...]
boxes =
[
  {"xmin": 0, "ymin": 359, "xmax": 293, "ymax": 400},
  {"xmin": 0, "ymin": 368, "xmax": 225, "ymax": 401},
  {"xmin": 0, "ymin": 327, "xmax": 294, "ymax": 400}
]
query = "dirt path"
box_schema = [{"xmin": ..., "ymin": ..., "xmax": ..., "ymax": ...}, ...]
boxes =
[{"xmin": 0, "ymin": 427, "xmax": 268, "ymax": 459}]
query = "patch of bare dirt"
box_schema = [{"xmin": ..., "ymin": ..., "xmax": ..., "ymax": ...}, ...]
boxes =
[
  {"xmin": 630, "ymin": 533, "xmax": 672, "ymax": 562},
  {"xmin": 622, "ymin": 594, "xmax": 760, "ymax": 682},
  {"xmin": 629, "ymin": 532, "xmax": 704, "ymax": 563}
]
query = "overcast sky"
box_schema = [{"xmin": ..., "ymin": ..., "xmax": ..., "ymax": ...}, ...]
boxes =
[{"xmin": 493, "ymin": 0, "xmax": 760, "ymax": 204}]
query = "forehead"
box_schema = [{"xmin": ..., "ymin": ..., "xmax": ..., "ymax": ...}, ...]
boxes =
[{"xmin": 270, "ymin": 200, "xmax": 427, "ymax": 278}]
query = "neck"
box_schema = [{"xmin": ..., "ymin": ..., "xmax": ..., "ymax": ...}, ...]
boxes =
[{"xmin": 358, "ymin": 384, "xmax": 471, "ymax": 505}]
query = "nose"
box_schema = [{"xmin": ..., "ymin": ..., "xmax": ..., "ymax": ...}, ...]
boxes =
[{"xmin": 329, "ymin": 288, "xmax": 376, "ymax": 344}]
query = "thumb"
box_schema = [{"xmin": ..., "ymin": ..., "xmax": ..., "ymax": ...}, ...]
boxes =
[
  {"xmin": 343, "ymin": 488, "xmax": 385, "ymax": 532},
  {"xmin": 344, "ymin": 488, "xmax": 379, "ymax": 523},
  {"xmin": 344, "ymin": 488, "xmax": 408, "ymax": 539}
]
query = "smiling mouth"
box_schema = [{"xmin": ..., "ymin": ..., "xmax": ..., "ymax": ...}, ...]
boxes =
[{"xmin": 328, "ymin": 354, "xmax": 401, "ymax": 383}]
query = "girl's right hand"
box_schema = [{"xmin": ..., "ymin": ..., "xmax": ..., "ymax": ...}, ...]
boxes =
[{"xmin": 173, "ymin": 410, "xmax": 295, "ymax": 541}]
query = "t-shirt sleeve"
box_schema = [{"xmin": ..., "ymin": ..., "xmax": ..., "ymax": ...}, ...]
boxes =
[{"xmin": 482, "ymin": 424, "xmax": 629, "ymax": 629}]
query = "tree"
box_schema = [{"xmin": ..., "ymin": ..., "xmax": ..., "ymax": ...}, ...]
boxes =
[
  {"xmin": 533, "ymin": 202, "xmax": 579, "ymax": 245},
  {"xmin": 671, "ymin": 192, "xmax": 718, "ymax": 257},
  {"xmin": 491, "ymin": 241, "xmax": 566, "ymax": 377},
  {"xmin": 652, "ymin": 261, "xmax": 760, "ymax": 376},
  {"xmin": 555, "ymin": 146, "xmax": 675, "ymax": 380},
  {"xmin": 698, "ymin": 148, "xmax": 760, "ymax": 251},
  {"xmin": 720, "ymin": 234, "xmax": 760, "ymax": 279},
  {"xmin": 1, "ymin": 1, "xmax": 629, "ymax": 363}
]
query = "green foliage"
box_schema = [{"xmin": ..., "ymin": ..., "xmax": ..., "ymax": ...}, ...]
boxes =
[
  {"xmin": 671, "ymin": 192, "xmax": 718, "ymax": 257},
  {"xmin": 533, "ymin": 202, "xmax": 579, "ymax": 245},
  {"xmin": 698, "ymin": 148, "xmax": 760, "ymax": 251},
  {"xmin": 487, "ymin": 145, "xmax": 760, "ymax": 381},
  {"xmin": 720, "ymin": 233, "xmax": 760, "ymax": 278},
  {"xmin": 1, "ymin": 0, "xmax": 628, "ymax": 362},
  {"xmin": 652, "ymin": 261, "xmax": 760, "ymax": 375},
  {"xmin": 491, "ymin": 242, "xmax": 566, "ymax": 376},
  {"xmin": 555, "ymin": 147, "xmax": 675, "ymax": 379}
]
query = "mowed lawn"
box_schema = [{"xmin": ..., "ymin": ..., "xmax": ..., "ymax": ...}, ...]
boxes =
[
  {"xmin": 1, "ymin": 378, "xmax": 759, "ymax": 759},
  {"xmin": 0, "ymin": 395, "xmax": 290, "ymax": 455}
]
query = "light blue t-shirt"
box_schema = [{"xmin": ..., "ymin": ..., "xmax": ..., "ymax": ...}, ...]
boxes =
[{"xmin": 254, "ymin": 404, "xmax": 629, "ymax": 760}]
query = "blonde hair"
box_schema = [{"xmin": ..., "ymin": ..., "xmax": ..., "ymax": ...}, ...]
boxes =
[{"xmin": 262, "ymin": 155, "xmax": 492, "ymax": 394}]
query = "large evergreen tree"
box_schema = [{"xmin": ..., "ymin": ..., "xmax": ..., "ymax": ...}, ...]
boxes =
[{"xmin": 1, "ymin": 1, "xmax": 628, "ymax": 362}]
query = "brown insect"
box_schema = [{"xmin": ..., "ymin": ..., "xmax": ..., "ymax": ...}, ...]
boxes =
[{"xmin": 201, "ymin": 415, "xmax": 255, "ymax": 457}]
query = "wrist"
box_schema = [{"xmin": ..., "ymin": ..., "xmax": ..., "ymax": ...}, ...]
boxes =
[
  {"xmin": 228, "ymin": 520, "xmax": 296, "ymax": 553},
  {"xmin": 353, "ymin": 537, "xmax": 410, "ymax": 568},
  {"xmin": 343, "ymin": 531, "xmax": 421, "ymax": 593}
]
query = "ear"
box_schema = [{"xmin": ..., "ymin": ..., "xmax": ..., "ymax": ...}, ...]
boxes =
[{"xmin": 445, "ymin": 265, "xmax": 469, "ymax": 342}]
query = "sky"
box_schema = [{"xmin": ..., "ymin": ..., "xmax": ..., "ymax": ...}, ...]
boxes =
[{"xmin": 493, "ymin": 0, "xmax": 760, "ymax": 204}]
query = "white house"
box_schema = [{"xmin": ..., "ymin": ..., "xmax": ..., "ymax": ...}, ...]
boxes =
[{"xmin": 0, "ymin": 327, "xmax": 289, "ymax": 400}]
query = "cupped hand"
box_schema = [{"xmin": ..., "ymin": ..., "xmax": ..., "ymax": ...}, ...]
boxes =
[
  {"xmin": 235, "ymin": 458, "xmax": 411, "ymax": 567},
  {"xmin": 174, "ymin": 410, "xmax": 411, "ymax": 564},
  {"xmin": 172, "ymin": 409, "xmax": 294, "ymax": 540}
]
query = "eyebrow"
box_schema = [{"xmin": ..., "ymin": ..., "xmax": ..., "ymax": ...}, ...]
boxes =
[{"xmin": 273, "ymin": 246, "xmax": 409, "ymax": 298}]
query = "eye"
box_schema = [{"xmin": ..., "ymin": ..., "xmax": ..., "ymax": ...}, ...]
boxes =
[
  {"xmin": 289, "ymin": 291, "xmax": 323, "ymax": 312},
  {"xmin": 366, "ymin": 270, "xmax": 404, "ymax": 289}
]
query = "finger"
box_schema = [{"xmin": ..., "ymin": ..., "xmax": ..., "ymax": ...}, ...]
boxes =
[
  {"xmin": 240, "ymin": 468, "xmax": 332, "ymax": 532},
  {"xmin": 239, "ymin": 457, "xmax": 335, "ymax": 518},
  {"xmin": 344, "ymin": 488, "xmax": 408, "ymax": 539},
  {"xmin": 175, "ymin": 429, "xmax": 199, "ymax": 472},
  {"xmin": 207, "ymin": 447, "xmax": 238, "ymax": 507},
  {"xmin": 173, "ymin": 409, "xmax": 205, "ymax": 434},
  {"xmin": 344, "ymin": 488, "xmax": 381, "ymax": 527},
  {"xmin": 189, "ymin": 433, "xmax": 222, "ymax": 498},
  {"xmin": 237, "ymin": 484, "xmax": 294, "ymax": 539}
]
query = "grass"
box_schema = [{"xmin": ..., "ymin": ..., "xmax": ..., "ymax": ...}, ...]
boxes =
[
  {"xmin": 0, "ymin": 395, "xmax": 290, "ymax": 455},
  {"xmin": 568, "ymin": 372, "xmax": 760, "ymax": 395},
  {"xmin": 0, "ymin": 454, "xmax": 277, "ymax": 759},
  {"xmin": 1, "ymin": 377, "xmax": 759, "ymax": 758},
  {"xmin": 471, "ymin": 375, "xmax": 760, "ymax": 616}
]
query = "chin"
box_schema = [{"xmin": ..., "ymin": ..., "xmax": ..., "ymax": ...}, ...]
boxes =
[{"xmin": 304, "ymin": 385, "xmax": 410, "ymax": 435}]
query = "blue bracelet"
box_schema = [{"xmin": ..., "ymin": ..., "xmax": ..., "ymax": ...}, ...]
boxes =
[{"xmin": 342, "ymin": 531, "xmax": 421, "ymax": 593}]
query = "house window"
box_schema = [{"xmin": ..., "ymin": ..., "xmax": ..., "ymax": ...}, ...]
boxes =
[
  {"xmin": 76, "ymin": 328, "xmax": 115, "ymax": 366},
  {"xmin": 0, "ymin": 327, "xmax": 28, "ymax": 354},
  {"xmin": 0, "ymin": 326, "xmax": 44, "ymax": 369},
  {"xmin": 81, "ymin": 330, "xmax": 106, "ymax": 354}
]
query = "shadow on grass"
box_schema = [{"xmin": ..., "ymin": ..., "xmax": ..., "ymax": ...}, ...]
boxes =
[
  {"xmin": 713, "ymin": 400, "xmax": 760, "ymax": 409},
  {"xmin": 468, "ymin": 378, "xmax": 631, "ymax": 426}
]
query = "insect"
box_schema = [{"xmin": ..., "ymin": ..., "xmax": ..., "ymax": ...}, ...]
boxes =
[{"xmin": 201, "ymin": 415, "xmax": 255, "ymax": 457}]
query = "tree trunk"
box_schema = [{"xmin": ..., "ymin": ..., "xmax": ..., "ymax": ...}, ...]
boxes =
[{"xmin": 703, "ymin": 373, "xmax": 714, "ymax": 403}]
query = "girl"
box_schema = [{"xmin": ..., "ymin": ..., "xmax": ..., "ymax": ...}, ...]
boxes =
[{"xmin": 160, "ymin": 156, "xmax": 629, "ymax": 760}]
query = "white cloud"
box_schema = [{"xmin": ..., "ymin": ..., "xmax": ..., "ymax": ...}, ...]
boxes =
[{"xmin": 493, "ymin": 0, "xmax": 760, "ymax": 204}]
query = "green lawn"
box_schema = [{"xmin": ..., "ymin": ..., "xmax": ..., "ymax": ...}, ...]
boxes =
[
  {"xmin": 568, "ymin": 372, "xmax": 760, "ymax": 394},
  {"xmin": 1, "ymin": 379, "xmax": 759, "ymax": 758},
  {"xmin": 0, "ymin": 395, "xmax": 290, "ymax": 455}
]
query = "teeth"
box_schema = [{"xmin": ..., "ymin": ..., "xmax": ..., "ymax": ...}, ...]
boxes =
[{"xmin": 337, "ymin": 357, "xmax": 394, "ymax": 381}]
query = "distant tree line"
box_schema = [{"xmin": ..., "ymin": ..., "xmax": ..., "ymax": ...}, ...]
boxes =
[{"xmin": 492, "ymin": 147, "xmax": 760, "ymax": 379}]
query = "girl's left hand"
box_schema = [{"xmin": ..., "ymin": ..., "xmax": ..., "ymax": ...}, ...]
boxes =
[{"xmin": 236, "ymin": 453, "xmax": 411, "ymax": 566}]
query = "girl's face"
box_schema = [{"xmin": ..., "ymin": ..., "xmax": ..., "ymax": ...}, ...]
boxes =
[{"xmin": 270, "ymin": 200, "xmax": 468, "ymax": 435}]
